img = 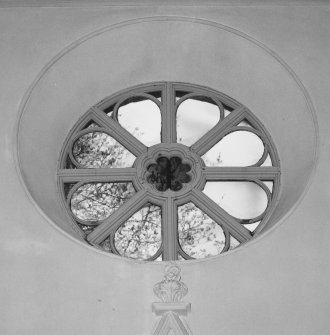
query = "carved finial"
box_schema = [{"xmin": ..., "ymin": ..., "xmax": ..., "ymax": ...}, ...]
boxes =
[{"xmin": 153, "ymin": 263, "xmax": 188, "ymax": 302}]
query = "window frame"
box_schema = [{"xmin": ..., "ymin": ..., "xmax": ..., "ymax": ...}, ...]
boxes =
[{"xmin": 58, "ymin": 82, "xmax": 281, "ymax": 261}]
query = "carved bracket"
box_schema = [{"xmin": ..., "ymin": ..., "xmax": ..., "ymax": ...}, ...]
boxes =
[{"xmin": 151, "ymin": 263, "xmax": 193, "ymax": 335}]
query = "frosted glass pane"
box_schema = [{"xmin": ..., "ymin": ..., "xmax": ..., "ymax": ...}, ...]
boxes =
[
  {"xmin": 204, "ymin": 182, "xmax": 267, "ymax": 220},
  {"xmin": 118, "ymin": 99, "xmax": 161, "ymax": 146},
  {"xmin": 202, "ymin": 131, "xmax": 264, "ymax": 166},
  {"xmin": 177, "ymin": 99, "xmax": 220, "ymax": 146}
]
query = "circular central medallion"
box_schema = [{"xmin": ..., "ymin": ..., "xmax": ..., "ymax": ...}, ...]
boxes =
[
  {"xmin": 135, "ymin": 143, "xmax": 203, "ymax": 197},
  {"xmin": 147, "ymin": 156, "xmax": 191, "ymax": 192}
]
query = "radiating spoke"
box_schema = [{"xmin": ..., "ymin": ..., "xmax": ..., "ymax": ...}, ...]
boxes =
[
  {"xmin": 161, "ymin": 83, "xmax": 176, "ymax": 143},
  {"xmin": 90, "ymin": 107, "xmax": 147, "ymax": 156},
  {"xmin": 162, "ymin": 198, "xmax": 178, "ymax": 260},
  {"xmin": 202, "ymin": 166, "xmax": 280, "ymax": 181},
  {"xmin": 191, "ymin": 106, "xmax": 247, "ymax": 156},
  {"xmin": 190, "ymin": 189, "xmax": 252, "ymax": 243},
  {"xmin": 58, "ymin": 168, "xmax": 136, "ymax": 183}
]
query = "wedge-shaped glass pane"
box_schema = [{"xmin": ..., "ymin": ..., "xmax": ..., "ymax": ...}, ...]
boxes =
[
  {"xmin": 243, "ymin": 221, "xmax": 261, "ymax": 233},
  {"xmin": 261, "ymin": 154, "xmax": 273, "ymax": 167},
  {"xmin": 104, "ymin": 104, "xmax": 115, "ymax": 116},
  {"xmin": 263, "ymin": 181, "xmax": 274, "ymax": 192},
  {"xmin": 71, "ymin": 182, "xmax": 135, "ymax": 222},
  {"xmin": 202, "ymin": 131, "xmax": 265, "ymax": 166},
  {"xmin": 175, "ymin": 90, "xmax": 190, "ymax": 101},
  {"xmin": 178, "ymin": 202, "xmax": 226, "ymax": 259},
  {"xmin": 118, "ymin": 98, "xmax": 161, "ymax": 146},
  {"xmin": 238, "ymin": 119, "xmax": 253, "ymax": 127},
  {"xmin": 230, "ymin": 236, "xmax": 240, "ymax": 250},
  {"xmin": 73, "ymin": 132, "xmax": 135, "ymax": 168},
  {"xmin": 114, "ymin": 204, "xmax": 162, "ymax": 260},
  {"xmin": 177, "ymin": 98, "xmax": 220, "ymax": 146},
  {"xmin": 84, "ymin": 120, "xmax": 100, "ymax": 129},
  {"xmin": 203, "ymin": 182, "xmax": 267, "ymax": 220},
  {"xmin": 99, "ymin": 237, "xmax": 112, "ymax": 252},
  {"xmin": 77, "ymin": 223, "xmax": 95, "ymax": 234},
  {"xmin": 147, "ymin": 90, "xmax": 162, "ymax": 101},
  {"xmin": 64, "ymin": 182, "xmax": 76, "ymax": 198},
  {"xmin": 224, "ymin": 109, "xmax": 232, "ymax": 117},
  {"xmin": 65, "ymin": 155, "xmax": 77, "ymax": 169}
]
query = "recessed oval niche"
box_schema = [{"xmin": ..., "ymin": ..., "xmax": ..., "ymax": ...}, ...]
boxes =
[{"xmin": 16, "ymin": 17, "xmax": 318, "ymax": 254}]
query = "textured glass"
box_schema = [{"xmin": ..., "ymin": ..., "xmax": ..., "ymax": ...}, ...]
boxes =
[
  {"xmin": 71, "ymin": 182, "xmax": 135, "ymax": 222},
  {"xmin": 177, "ymin": 98, "xmax": 220, "ymax": 146},
  {"xmin": 202, "ymin": 131, "xmax": 265, "ymax": 166},
  {"xmin": 118, "ymin": 99, "xmax": 161, "ymax": 146},
  {"xmin": 114, "ymin": 204, "xmax": 162, "ymax": 260},
  {"xmin": 178, "ymin": 202, "xmax": 226, "ymax": 259},
  {"xmin": 203, "ymin": 181, "xmax": 268, "ymax": 220},
  {"xmin": 73, "ymin": 132, "xmax": 135, "ymax": 168}
]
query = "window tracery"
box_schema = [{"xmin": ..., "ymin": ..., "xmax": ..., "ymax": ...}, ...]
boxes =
[{"xmin": 58, "ymin": 82, "xmax": 280, "ymax": 261}]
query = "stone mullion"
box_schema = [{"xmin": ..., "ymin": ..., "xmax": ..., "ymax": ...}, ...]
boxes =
[
  {"xmin": 190, "ymin": 106, "xmax": 247, "ymax": 156},
  {"xmin": 91, "ymin": 106, "xmax": 147, "ymax": 156},
  {"xmin": 161, "ymin": 82, "xmax": 176, "ymax": 144},
  {"xmin": 190, "ymin": 189, "xmax": 252, "ymax": 243},
  {"xmin": 202, "ymin": 166, "xmax": 280, "ymax": 181},
  {"xmin": 58, "ymin": 167, "xmax": 137, "ymax": 183},
  {"xmin": 162, "ymin": 197, "xmax": 178, "ymax": 260},
  {"xmin": 86, "ymin": 189, "xmax": 149, "ymax": 245}
]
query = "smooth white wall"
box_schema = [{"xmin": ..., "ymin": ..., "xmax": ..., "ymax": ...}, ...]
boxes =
[{"xmin": 1, "ymin": 4, "xmax": 329, "ymax": 335}]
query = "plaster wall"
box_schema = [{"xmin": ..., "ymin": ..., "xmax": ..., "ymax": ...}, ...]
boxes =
[{"xmin": 1, "ymin": 3, "xmax": 330, "ymax": 335}]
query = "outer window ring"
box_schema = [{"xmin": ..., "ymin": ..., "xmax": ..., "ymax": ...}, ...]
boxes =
[{"xmin": 58, "ymin": 82, "xmax": 281, "ymax": 261}]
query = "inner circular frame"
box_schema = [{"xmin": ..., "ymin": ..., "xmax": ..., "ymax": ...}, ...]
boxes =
[
  {"xmin": 135, "ymin": 143, "xmax": 204, "ymax": 199},
  {"xmin": 146, "ymin": 156, "xmax": 191, "ymax": 192}
]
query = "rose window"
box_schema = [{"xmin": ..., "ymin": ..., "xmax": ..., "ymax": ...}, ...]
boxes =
[{"xmin": 58, "ymin": 82, "xmax": 280, "ymax": 261}]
